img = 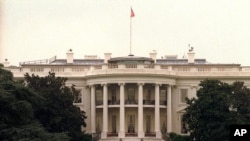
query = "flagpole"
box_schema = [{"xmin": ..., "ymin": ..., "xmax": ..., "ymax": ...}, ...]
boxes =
[
  {"xmin": 129, "ymin": 7, "xmax": 134, "ymax": 56},
  {"xmin": 130, "ymin": 14, "xmax": 132, "ymax": 56}
]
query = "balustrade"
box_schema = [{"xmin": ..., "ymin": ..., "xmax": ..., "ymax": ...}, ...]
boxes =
[{"xmin": 108, "ymin": 100, "xmax": 120, "ymax": 105}]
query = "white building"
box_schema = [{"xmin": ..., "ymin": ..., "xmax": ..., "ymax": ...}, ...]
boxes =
[{"xmin": 4, "ymin": 49, "xmax": 250, "ymax": 141}]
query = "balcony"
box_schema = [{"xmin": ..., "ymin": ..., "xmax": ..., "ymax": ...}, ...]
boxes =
[
  {"xmin": 145, "ymin": 132, "xmax": 156, "ymax": 137},
  {"xmin": 143, "ymin": 100, "xmax": 155, "ymax": 105},
  {"xmin": 125, "ymin": 100, "xmax": 138, "ymax": 105},
  {"xmin": 107, "ymin": 132, "xmax": 118, "ymax": 137},
  {"xmin": 160, "ymin": 100, "xmax": 167, "ymax": 105},
  {"xmin": 96, "ymin": 100, "xmax": 103, "ymax": 106},
  {"xmin": 108, "ymin": 100, "xmax": 120, "ymax": 105}
]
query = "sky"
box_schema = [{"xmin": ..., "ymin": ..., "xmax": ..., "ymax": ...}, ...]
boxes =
[{"xmin": 1, "ymin": 0, "xmax": 250, "ymax": 66}]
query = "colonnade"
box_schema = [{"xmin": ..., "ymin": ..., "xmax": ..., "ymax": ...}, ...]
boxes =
[{"xmin": 90, "ymin": 83, "xmax": 172, "ymax": 139}]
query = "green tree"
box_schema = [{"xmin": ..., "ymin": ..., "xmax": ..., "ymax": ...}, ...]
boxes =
[
  {"xmin": 0, "ymin": 65, "xmax": 69, "ymax": 141},
  {"xmin": 183, "ymin": 80, "xmax": 250, "ymax": 141},
  {"xmin": 183, "ymin": 80, "xmax": 232, "ymax": 141},
  {"xmin": 169, "ymin": 132, "xmax": 190, "ymax": 141},
  {"xmin": 24, "ymin": 72, "xmax": 91, "ymax": 141},
  {"xmin": 230, "ymin": 81, "xmax": 250, "ymax": 124}
]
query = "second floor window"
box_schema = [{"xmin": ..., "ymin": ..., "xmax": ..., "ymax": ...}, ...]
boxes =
[
  {"xmin": 73, "ymin": 89, "xmax": 82, "ymax": 103},
  {"xmin": 96, "ymin": 89, "xmax": 102, "ymax": 105},
  {"xmin": 128, "ymin": 88, "xmax": 135, "ymax": 101},
  {"xmin": 180, "ymin": 89, "xmax": 188, "ymax": 103},
  {"xmin": 111, "ymin": 89, "xmax": 116, "ymax": 101}
]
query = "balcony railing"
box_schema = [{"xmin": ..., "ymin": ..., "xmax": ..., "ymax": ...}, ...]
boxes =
[
  {"xmin": 9, "ymin": 63, "xmax": 250, "ymax": 79},
  {"xmin": 160, "ymin": 100, "xmax": 167, "ymax": 105},
  {"xmin": 108, "ymin": 100, "xmax": 120, "ymax": 105},
  {"xmin": 143, "ymin": 100, "xmax": 155, "ymax": 105},
  {"xmin": 145, "ymin": 132, "xmax": 156, "ymax": 137},
  {"xmin": 96, "ymin": 100, "xmax": 103, "ymax": 106},
  {"xmin": 125, "ymin": 100, "xmax": 138, "ymax": 105},
  {"xmin": 107, "ymin": 133, "xmax": 118, "ymax": 137}
]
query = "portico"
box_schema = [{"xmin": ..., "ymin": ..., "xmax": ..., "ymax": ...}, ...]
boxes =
[{"xmin": 89, "ymin": 82, "xmax": 173, "ymax": 140}]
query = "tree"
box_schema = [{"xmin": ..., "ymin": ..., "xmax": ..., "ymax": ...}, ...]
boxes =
[
  {"xmin": 24, "ymin": 72, "xmax": 91, "ymax": 141},
  {"xmin": 183, "ymin": 80, "xmax": 231, "ymax": 141},
  {"xmin": 0, "ymin": 65, "xmax": 69, "ymax": 141},
  {"xmin": 183, "ymin": 80, "xmax": 250, "ymax": 141},
  {"xmin": 230, "ymin": 81, "xmax": 250, "ymax": 124}
]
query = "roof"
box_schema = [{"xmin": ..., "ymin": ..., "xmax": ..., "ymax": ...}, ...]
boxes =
[
  {"xmin": 49, "ymin": 59, "xmax": 104, "ymax": 65},
  {"xmin": 156, "ymin": 59, "xmax": 207, "ymax": 64},
  {"xmin": 109, "ymin": 56, "xmax": 153, "ymax": 62}
]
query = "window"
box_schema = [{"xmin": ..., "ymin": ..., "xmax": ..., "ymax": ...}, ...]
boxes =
[
  {"xmin": 111, "ymin": 89, "xmax": 116, "ymax": 102},
  {"xmin": 73, "ymin": 89, "xmax": 82, "ymax": 103},
  {"xmin": 96, "ymin": 90, "xmax": 102, "ymax": 105},
  {"xmin": 180, "ymin": 115, "xmax": 188, "ymax": 134},
  {"xmin": 160, "ymin": 89, "xmax": 167, "ymax": 105},
  {"xmin": 146, "ymin": 89, "xmax": 151, "ymax": 101},
  {"xmin": 180, "ymin": 89, "xmax": 188, "ymax": 103},
  {"xmin": 145, "ymin": 89, "xmax": 152, "ymax": 104},
  {"xmin": 127, "ymin": 88, "xmax": 136, "ymax": 104}
]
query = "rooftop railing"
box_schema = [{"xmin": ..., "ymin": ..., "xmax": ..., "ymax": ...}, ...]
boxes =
[{"xmin": 6, "ymin": 64, "xmax": 250, "ymax": 78}]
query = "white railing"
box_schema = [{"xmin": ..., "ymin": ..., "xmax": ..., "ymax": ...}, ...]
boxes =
[{"xmin": 6, "ymin": 64, "xmax": 250, "ymax": 78}]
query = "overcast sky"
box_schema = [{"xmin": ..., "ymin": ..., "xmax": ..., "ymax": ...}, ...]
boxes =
[{"xmin": 1, "ymin": 0, "xmax": 250, "ymax": 66}]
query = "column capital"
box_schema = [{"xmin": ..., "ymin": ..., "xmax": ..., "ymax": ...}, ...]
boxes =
[
  {"xmin": 87, "ymin": 84, "xmax": 96, "ymax": 88},
  {"xmin": 137, "ymin": 82, "xmax": 144, "ymax": 86},
  {"xmin": 168, "ymin": 84, "xmax": 175, "ymax": 88},
  {"xmin": 155, "ymin": 83, "xmax": 161, "ymax": 86},
  {"xmin": 118, "ymin": 82, "xmax": 125, "ymax": 86},
  {"xmin": 101, "ymin": 83, "xmax": 108, "ymax": 86}
]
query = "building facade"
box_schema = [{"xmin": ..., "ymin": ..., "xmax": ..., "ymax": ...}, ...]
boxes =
[{"xmin": 4, "ymin": 49, "xmax": 250, "ymax": 141}]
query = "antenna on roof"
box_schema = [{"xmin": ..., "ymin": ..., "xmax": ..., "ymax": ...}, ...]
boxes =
[{"xmin": 188, "ymin": 44, "xmax": 194, "ymax": 52}]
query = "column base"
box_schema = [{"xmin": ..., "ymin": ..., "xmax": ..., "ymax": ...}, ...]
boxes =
[
  {"xmin": 156, "ymin": 131, "xmax": 162, "ymax": 138},
  {"xmin": 118, "ymin": 131, "xmax": 125, "ymax": 138},
  {"xmin": 101, "ymin": 131, "xmax": 107, "ymax": 138},
  {"xmin": 138, "ymin": 131, "xmax": 145, "ymax": 138}
]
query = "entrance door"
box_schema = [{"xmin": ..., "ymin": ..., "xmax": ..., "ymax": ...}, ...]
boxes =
[
  {"xmin": 146, "ymin": 115, "xmax": 151, "ymax": 133},
  {"xmin": 127, "ymin": 115, "xmax": 135, "ymax": 133},
  {"xmin": 112, "ymin": 115, "xmax": 116, "ymax": 133}
]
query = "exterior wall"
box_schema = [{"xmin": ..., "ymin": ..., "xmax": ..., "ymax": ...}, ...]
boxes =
[{"xmin": 5, "ymin": 60, "xmax": 250, "ymax": 140}]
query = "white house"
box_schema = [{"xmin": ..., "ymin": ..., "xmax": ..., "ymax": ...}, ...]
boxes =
[{"xmin": 4, "ymin": 49, "xmax": 250, "ymax": 141}]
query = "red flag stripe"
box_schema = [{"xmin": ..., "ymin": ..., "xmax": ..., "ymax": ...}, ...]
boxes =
[{"xmin": 130, "ymin": 8, "xmax": 135, "ymax": 17}]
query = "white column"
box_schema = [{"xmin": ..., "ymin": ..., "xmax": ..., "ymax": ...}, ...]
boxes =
[
  {"xmin": 101, "ymin": 84, "xmax": 108, "ymax": 138},
  {"xmin": 119, "ymin": 83, "xmax": 125, "ymax": 138},
  {"xmin": 155, "ymin": 83, "xmax": 161, "ymax": 138},
  {"xmin": 167, "ymin": 85, "xmax": 172, "ymax": 133},
  {"xmin": 90, "ymin": 85, "xmax": 96, "ymax": 133},
  {"xmin": 138, "ymin": 83, "xmax": 144, "ymax": 138}
]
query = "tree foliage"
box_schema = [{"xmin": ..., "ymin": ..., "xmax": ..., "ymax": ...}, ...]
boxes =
[
  {"xmin": 0, "ymin": 65, "xmax": 69, "ymax": 141},
  {"xmin": 183, "ymin": 79, "xmax": 250, "ymax": 141},
  {"xmin": 24, "ymin": 72, "xmax": 91, "ymax": 141},
  {"xmin": 0, "ymin": 65, "xmax": 90, "ymax": 141}
]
